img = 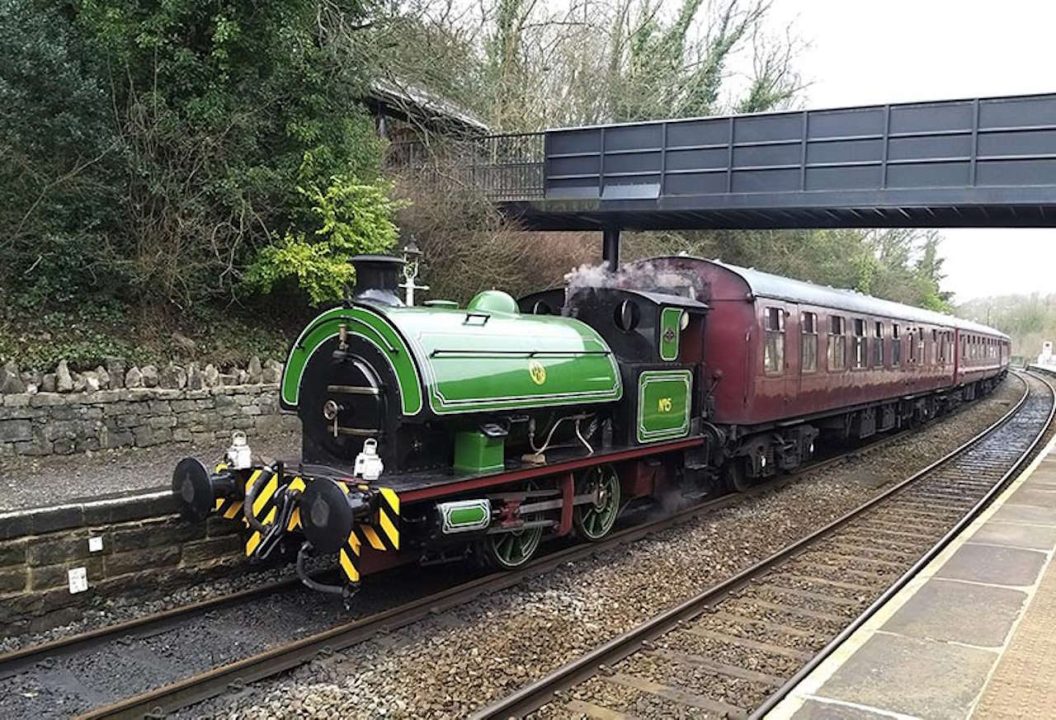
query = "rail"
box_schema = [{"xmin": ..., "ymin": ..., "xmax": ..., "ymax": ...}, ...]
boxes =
[
  {"xmin": 66, "ymin": 420, "xmax": 925, "ymax": 719},
  {"xmin": 6, "ymin": 380, "xmax": 1021, "ymax": 719},
  {"xmin": 470, "ymin": 371, "xmax": 1054, "ymax": 718}
]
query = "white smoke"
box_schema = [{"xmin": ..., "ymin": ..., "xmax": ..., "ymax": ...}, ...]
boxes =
[
  {"xmin": 563, "ymin": 259, "xmax": 702, "ymax": 303},
  {"xmin": 564, "ymin": 260, "xmax": 665, "ymax": 293}
]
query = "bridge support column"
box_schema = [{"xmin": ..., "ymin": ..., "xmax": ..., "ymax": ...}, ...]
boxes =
[{"xmin": 602, "ymin": 227, "xmax": 621, "ymax": 272}]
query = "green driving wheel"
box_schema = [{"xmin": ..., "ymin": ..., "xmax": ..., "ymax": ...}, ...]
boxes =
[
  {"xmin": 481, "ymin": 482, "xmax": 543, "ymax": 569},
  {"xmin": 483, "ymin": 525, "xmax": 543, "ymax": 569},
  {"xmin": 573, "ymin": 465, "xmax": 621, "ymax": 541}
]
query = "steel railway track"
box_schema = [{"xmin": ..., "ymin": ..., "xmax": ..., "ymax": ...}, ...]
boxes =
[
  {"xmin": 471, "ymin": 371, "xmax": 1055, "ymax": 720},
  {"xmin": 0, "ymin": 377, "xmax": 1019, "ymax": 720}
]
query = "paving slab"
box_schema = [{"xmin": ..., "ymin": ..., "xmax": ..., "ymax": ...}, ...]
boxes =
[
  {"xmin": 787, "ymin": 698, "xmax": 895, "ymax": 720},
  {"xmin": 1003, "ymin": 488, "xmax": 1056, "ymax": 507},
  {"xmin": 973, "ymin": 539, "xmax": 1056, "ymax": 719},
  {"xmin": 989, "ymin": 502, "xmax": 1056, "ymax": 526},
  {"xmin": 969, "ymin": 521, "xmax": 1056, "ymax": 550},
  {"xmin": 880, "ymin": 578, "xmax": 1026, "ymax": 647},
  {"xmin": 767, "ymin": 439, "xmax": 1056, "ymax": 720},
  {"xmin": 819, "ymin": 633, "xmax": 996, "ymax": 720},
  {"xmin": 1026, "ymin": 482, "xmax": 1056, "ymax": 493},
  {"xmin": 1024, "ymin": 469, "xmax": 1056, "ymax": 485},
  {"xmin": 934, "ymin": 542, "xmax": 1047, "ymax": 587}
]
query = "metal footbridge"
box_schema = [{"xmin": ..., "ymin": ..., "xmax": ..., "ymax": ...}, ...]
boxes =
[{"xmin": 464, "ymin": 92, "xmax": 1056, "ymax": 238}]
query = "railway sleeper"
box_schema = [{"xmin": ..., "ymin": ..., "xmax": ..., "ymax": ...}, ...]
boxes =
[
  {"xmin": 645, "ymin": 647, "xmax": 786, "ymax": 687},
  {"xmin": 700, "ymin": 610, "xmax": 816, "ymax": 640},
  {"xmin": 602, "ymin": 672, "xmax": 749, "ymax": 720}
]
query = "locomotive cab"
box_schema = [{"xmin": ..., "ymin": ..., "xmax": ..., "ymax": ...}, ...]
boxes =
[{"xmin": 565, "ymin": 287, "xmax": 708, "ymax": 446}]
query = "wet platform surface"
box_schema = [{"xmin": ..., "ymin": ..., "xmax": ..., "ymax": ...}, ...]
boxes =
[
  {"xmin": 0, "ymin": 431, "xmax": 299, "ymax": 512},
  {"xmin": 769, "ymin": 439, "xmax": 1056, "ymax": 720}
]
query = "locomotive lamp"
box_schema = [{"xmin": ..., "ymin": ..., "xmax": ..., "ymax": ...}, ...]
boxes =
[{"xmin": 399, "ymin": 237, "xmax": 429, "ymax": 306}]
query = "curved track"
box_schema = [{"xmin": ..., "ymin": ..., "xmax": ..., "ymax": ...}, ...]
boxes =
[
  {"xmin": 0, "ymin": 377, "xmax": 1026, "ymax": 720},
  {"xmin": 471, "ymin": 371, "xmax": 1055, "ymax": 720}
]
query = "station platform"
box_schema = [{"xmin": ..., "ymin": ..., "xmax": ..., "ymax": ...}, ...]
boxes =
[
  {"xmin": 0, "ymin": 430, "xmax": 298, "ymax": 512},
  {"xmin": 768, "ymin": 436, "xmax": 1056, "ymax": 720}
]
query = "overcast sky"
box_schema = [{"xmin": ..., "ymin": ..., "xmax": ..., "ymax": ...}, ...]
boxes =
[{"xmin": 763, "ymin": 0, "xmax": 1056, "ymax": 302}]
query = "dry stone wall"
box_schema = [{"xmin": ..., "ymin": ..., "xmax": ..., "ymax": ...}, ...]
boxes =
[
  {"xmin": 0, "ymin": 384, "xmax": 298, "ymax": 457},
  {"xmin": 0, "ymin": 356, "xmax": 294, "ymax": 457}
]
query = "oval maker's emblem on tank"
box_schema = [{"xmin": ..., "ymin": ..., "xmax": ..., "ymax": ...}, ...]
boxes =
[{"xmin": 528, "ymin": 359, "xmax": 547, "ymax": 385}]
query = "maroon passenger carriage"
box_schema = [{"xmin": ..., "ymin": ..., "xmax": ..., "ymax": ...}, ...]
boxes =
[{"xmin": 611, "ymin": 256, "xmax": 1010, "ymax": 490}]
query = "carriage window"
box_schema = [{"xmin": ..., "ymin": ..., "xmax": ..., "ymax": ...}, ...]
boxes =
[
  {"xmin": 873, "ymin": 321, "xmax": 883, "ymax": 366},
  {"xmin": 852, "ymin": 319, "xmax": 867, "ymax": 369},
  {"xmin": 801, "ymin": 311, "xmax": 817, "ymax": 373},
  {"xmin": 908, "ymin": 328, "xmax": 917, "ymax": 364},
  {"xmin": 961, "ymin": 335, "xmax": 967, "ymax": 361},
  {"xmin": 892, "ymin": 323, "xmax": 901, "ymax": 366},
  {"xmin": 931, "ymin": 329, "xmax": 938, "ymax": 365},
  {"xmin": 917, "ymin": 329, "xmax": 926, "ymax": 364},
  {"xmin": 829, "ymin": 316, "xmax": 846, "ymax": 371},
  {"xmin": 763, "ymin": 307, "xmax": 784, "ymax": 375}
]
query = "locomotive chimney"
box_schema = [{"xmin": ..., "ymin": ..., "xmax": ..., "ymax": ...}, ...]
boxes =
[{"xmin": 349, "ymin": 254, "xmax": 405, "ymax": 306}]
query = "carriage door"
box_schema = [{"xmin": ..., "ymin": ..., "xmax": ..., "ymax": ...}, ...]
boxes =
[{"xmin": 761, "ymin": 303, "xmax": 792, "ymax": 408}]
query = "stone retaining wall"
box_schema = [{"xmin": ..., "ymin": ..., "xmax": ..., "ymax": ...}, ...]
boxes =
[
  {"xmin": 0, "ymin": 493, "xmax": 259, "ymax": 633},
  {"xmin": 0, "ymin": 384, "xmax": 299, "ymax": 457}
]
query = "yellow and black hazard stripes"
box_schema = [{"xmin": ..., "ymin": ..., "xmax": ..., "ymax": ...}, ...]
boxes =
[
  {"xmin": 286, "ymin": 477, "xmax": 306, "ymax": 531},
  {"xmin": 210, "ymin": 462, "xmax": 244, "ymax": 520},
  {"xmin": 339, "ymin": 529, "xmax": 361, "ymax": 583},
  {"xmin": 245, "ymin": 506, "xmax": 277, "ymax": 556},
  {"xmin": 378, "ymin": 487, "xmax": 400, "ymax": 550},
  {"xmin": 244, "ymin": 468, "xmax": 280, "ymax": 557},
  {"xmin": 214, "ymin": 496, "xmax": 243, "ymax": 520},
  {"xmin": 250, "ymin": 468, "xmax": 279, "ymax": 520},
  {"xmin": 348, "ymin": 486, "xmax": 400, "ymax": 552}
]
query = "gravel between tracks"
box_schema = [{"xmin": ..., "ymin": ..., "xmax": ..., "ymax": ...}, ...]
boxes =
[
  {"xmin": 0, "ymin": 562, "xmax": 486, "ymax": 719},
  {"xmin": 177, "ymin": 376, "xmax": 1024, "ymax": 720}
]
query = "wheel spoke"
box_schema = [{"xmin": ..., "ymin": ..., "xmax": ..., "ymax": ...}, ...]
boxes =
[{"xmin": 574, "ymin": 465, "xmax": 620, "ymax": 540}]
